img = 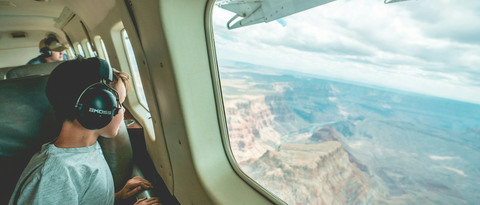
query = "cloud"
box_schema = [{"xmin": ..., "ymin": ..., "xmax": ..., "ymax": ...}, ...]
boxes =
[
  {"xmin": 405, "ymin": 0, "xmax": 480, "ymax": 45},
  {"xmin": 212, "ymin": 0, "xmax": 480, "ymax": 104}
]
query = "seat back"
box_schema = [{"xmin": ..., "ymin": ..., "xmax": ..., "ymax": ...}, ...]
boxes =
[
  {"xmin": 0, "ymin": 75, "xmax": 133, "ymax": 204},
  {"xmin": 99, "ymin": 122, "xmax": 134, "ymax": 192},
  {"xmin": 0, "ymin": 66, "xmax": 16, "ymax": 80},
  {"xmin": 5, "ymin": 61, "xmax": 63, "ymax": 79}
]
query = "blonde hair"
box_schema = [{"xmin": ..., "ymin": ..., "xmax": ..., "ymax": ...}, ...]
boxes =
[{"xmin": 110, "ymin": 68, "xmax": 133, "ymax": 94}]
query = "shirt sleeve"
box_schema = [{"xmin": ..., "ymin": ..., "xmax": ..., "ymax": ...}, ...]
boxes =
[{"xmin": 15, "ymin": 171, "xmax": 79, "ymax": 205}]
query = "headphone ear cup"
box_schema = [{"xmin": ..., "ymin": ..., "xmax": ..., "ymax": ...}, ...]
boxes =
[
  {"xmin": 40, "ymin": 47, "xmax": 52, "ymax": 57},
  {"xmin": 76, "ymin": 86, "xmax": 117, "ymax": 130}
]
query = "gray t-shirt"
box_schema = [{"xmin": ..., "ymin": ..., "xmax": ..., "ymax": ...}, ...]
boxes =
[{"xmin": 8, "ymin": 141, "xmax": 114, "ymax": 205}]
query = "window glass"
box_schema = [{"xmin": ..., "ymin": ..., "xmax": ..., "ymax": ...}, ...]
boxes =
[
  {"xmin": 67, "ymin": 47, "xmax": 75, "ymax": 59},
  {"xmin": 100, "ymin": 39, "xmax": 111, "ymax": 64},
  {"xmin": 76, "ymin": 44, "xmax": 85, "ymax": 57},
  {"xmin": 122, "ymin": 29, "xmax": 149, "ymax": 110},
  {"xmin": 86, "ymin": 42, "xmax": 96, "ymax": 57},
  {"xmin": 81, "ymin": 41, "xmax": 90, "ymax": 57},
  {"xmin": 213, "ymin": 1, "xmax": 480, "ymax": 204}
]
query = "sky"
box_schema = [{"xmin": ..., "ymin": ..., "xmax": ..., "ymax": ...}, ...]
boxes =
[{"xmin": 212, "ymin": 0, "xmax": 480, "ymax": 105}]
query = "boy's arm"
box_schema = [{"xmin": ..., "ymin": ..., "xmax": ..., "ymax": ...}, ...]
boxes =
[{"xmin": 115, "ymin": 176, "xmax": 154, "ymax": 201}]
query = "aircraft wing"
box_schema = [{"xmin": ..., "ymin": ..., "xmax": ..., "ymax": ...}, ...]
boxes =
[{"xmin": 218, "ymin": 0, "xmax": 337, "ymax": 29}]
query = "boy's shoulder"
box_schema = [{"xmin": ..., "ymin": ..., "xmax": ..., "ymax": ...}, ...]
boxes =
[
  {"xmin": 41, "ymin": 141, "xmax": 107, "ymax": 174},
  {"xmin": 16, "ymin": 141, "xmax": 105, "ymax": 183},
  {"xmin": 9, "ymin": 141, "xmax": 115, "ymax": 205}
]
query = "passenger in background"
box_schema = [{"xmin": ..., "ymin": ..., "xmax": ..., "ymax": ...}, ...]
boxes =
[{"xmin": 26, "ymin": 37, "xmax": 68, "ymax": 65}]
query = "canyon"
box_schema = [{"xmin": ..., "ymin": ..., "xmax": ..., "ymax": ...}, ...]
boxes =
[
  {"xmin": 220, "ymin": 61, "xmax": 480, "ymax": 204},
  {"xmin": 226, "ymin": 95, "xmax": 374, "ymax": 205}
]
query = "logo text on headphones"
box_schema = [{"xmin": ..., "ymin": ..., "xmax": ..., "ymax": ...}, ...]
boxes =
[{"xmin": 89, "ymin": 108, "xmax": 112, "ymax": 115}]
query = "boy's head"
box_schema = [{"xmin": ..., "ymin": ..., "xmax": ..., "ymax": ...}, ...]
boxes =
[{"xmin": 45, "ymin": 58, "xmax": 132, "ymax": 131}]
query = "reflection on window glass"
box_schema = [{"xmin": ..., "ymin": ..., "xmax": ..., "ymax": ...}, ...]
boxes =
[
  {"xmin": 68, "ymin": 47, "xmax": 75, "ymax": 59},
  {"xmin": 86, "ymin": 42, "xmax": 96, "ymax": 57},
  {"xmin": 76, "ymin": 44, "xmax": 85, "ymax": 57},
  {"xmin": 213, "ymin": 0, "xmax": 480, "ymax": 204},
  {"xmin": 100, "ymin": 39, "xmax": 110, "ymax": 64},
  {"xmin": 122, "ymin": 29, "xmax": 149, "ymax": 110}
]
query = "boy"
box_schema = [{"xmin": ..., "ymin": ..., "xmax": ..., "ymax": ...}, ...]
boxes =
[{"xmin": 9, "ymin": 58, "xmax": 160, "ymax": 205}]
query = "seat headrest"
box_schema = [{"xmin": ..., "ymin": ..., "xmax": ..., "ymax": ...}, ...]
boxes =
[
  {"xmin": 6, "ymin": 61, "xmax": 63, "ymax": 79},
  {"xmin": 0, "ymin": 66, "xmax": 17, "ymax": 80}
]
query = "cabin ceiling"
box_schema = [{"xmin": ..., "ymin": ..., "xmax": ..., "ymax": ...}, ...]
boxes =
[{"xmin": 0, "ymin": 0, "xmax": 114, "ymax": 50}]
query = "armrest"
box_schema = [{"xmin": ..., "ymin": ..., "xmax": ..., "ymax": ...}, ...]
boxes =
[{"xmin": 132, "ymin": 164, "xmax": 154, "ymax": 200}]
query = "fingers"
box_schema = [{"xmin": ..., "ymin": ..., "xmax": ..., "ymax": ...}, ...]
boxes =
[
  {"xmin": 120, "ymin": 177, "xmax": 155, "ymax": 200},
  {"xmin": 134, "ymin": 197, "xmax": 147, "ymax": 205},
  {"xmin": 133, "ymin": 181, "xmax": 152, "ymax": 190},
  {"xmin": 135, "ymin": 197, "xmax": 161, "ymax": 205},
  {"xmin": 140, "ymin": 179, "xmax": 153, "ymax": 188},
  {"xmin": 144, "ymin": 197, "xmax": 161, "ymax": 205},
  {"xmin": 127, "ymin": 177, "xmax": 154, "ymax": 189},
  {"xmin": 141, "ymin": 182, "xmax": 153, "ymax": 189},
  {"xmin": 125, "ymin": 186, "xmax": 142, "ymax": 198},
  {"xmin": 130, "ymin": 182, "xmax": 153, "ymax": 191}
]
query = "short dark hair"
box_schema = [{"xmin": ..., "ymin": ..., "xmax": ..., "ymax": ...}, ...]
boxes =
[{"xmin": 45, "ymin": 57, "xmax": 132, "ymax": 122}]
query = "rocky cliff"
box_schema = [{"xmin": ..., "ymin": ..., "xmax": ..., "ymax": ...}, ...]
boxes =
[
  {"xmin": 226, "ymin": 95, "xmax": 308, "ymax": 165},
  {"xmin": 248, "ymin": 141, "xmax": 371, "ymax": 205},
  {"xmin": 225, "ymin": 95, "xmax": 372, "ymax": 204}
]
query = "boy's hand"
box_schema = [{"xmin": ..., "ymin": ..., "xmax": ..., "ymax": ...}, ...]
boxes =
[
  {"xmin": 115, "ymin": 176, "xmax": 154, "ymax": 201},
  {"xmin": 134, "ymin": 197, "xmax": 161, "ymax": 205}
]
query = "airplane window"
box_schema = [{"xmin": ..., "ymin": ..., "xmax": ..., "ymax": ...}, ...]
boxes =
[
  {"xmin": 81, "ymin": 40, "xmax": 92, "ymax": 58},
  {"xmin": 100, "ymin": 39, "xmax": 111, "ymax": 64},
  {"xmin": 122, "ymin": 29, "xmax": 149, "ymax": 110},
  {"xmin": 76, "ymin": 44, "xmax": 85, "ymax": 57},
  {"xmin": 86, "ymin": 42, "xmax": 96, "ymax": 57},
  {"xmin": 67, "ymin": 47, "xmax": 76, "ymax": 60},
  {"xmin": 212, "ymin": 0, "xmax": 480, "ymax": 204}
]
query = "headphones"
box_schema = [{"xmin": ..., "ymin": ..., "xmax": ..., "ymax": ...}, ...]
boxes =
[
  {"xmin": 40, "ymin": 38, "xmax": 57, "ymax": 57},
  {"xmin": 74, "ymin": 59, "xmax": 122, "ymax": 130},
  {"xmin": 40, "ymin": 46, "xmax": 52, "ymax": 57}
]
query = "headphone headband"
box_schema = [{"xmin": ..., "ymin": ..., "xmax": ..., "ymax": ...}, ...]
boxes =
[{"xmin": 98, "ymin": 58, "xmax": 113, "ymax": 82}]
